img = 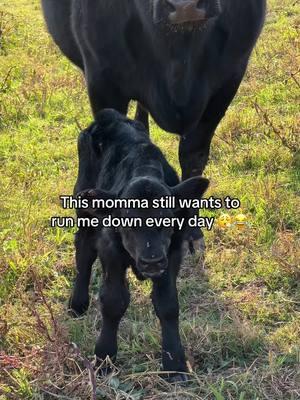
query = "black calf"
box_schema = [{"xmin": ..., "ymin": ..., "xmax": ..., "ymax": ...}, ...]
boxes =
[{"xmin": 69, "ymin": 109, "xmax": 209, "ymax": 380}]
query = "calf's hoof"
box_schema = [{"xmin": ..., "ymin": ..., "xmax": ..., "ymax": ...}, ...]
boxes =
[
  {"xmin": 96, "ymin": 365, "xmax": 113, "ymax": 377},
  {"xmin": 164, "ymin": 372, "xmax": 190, "ymax": 384},
  {"xmin": 68, "ymin": 297, "xmax": 89, "ymax": 318},
  {"xmin": 95, "ymin": 356, "xmax": 115, "ymax": 376}
]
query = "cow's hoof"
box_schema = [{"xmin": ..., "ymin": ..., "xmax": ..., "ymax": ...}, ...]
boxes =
[
  {"xmin": 188, "ymin": 236, "xmax": 206, "ymax": 255},
  {"xmin": 68, "ymin": 298, "xmax": 89, "ymax": 318},
  {"xmin": 183, "ymin": 236, "xmax": 206, "ymax": 258},
  {"xmin": 165, "ymin": 372, "xmax": 189, "ymax": 384},
  {"xmin": 183, "ymin": 226, "xmax": 205, "ymax": 255}
]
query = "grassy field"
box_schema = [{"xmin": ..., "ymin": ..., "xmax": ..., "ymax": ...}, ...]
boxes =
[{"xmin": 0, "ymin": 0, "xmax": 299, "ymax": 399}]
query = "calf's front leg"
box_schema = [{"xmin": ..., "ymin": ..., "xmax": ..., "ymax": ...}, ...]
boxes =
[
  {"xmin": 152, "ymin": 270, "xmax": 187, "ymax": 382},
  {"xmin": 95, "ymin": 248, "xmax": 130, "ymax": 367}
]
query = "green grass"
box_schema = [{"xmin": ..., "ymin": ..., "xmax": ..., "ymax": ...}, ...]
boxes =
[{"xmin": 0, "ymin": 0, "xmax": 299, "ymax": 399}]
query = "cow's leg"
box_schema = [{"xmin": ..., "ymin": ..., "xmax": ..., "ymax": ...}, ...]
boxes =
[
  {"xmin": 85, "ymin": 71, "xmax": 129, "ymax": 117},
  {"xmin": 135, "ymin": 102, "xmax": 149, "ymax": 132},
  {"xmin": 151, "ymin": 249, "xmax": 187, "ymax": 382},
  {"xmin": 95, "ymin": 253, "xmax": 130, "ymax": 367},
  {"xmin": 179, "ymin": 67, "xmax": 248, "ymax": 250},
  {"xmin": 69, "ymin": 228, "xmax": 97, "ymax": 316},
  {"xmin": 179, "ymin": 68, "xmax": 248, "ymax": 180}
]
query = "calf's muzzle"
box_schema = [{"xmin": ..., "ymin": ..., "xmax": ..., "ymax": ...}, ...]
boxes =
[{"xmin": 138, "ymin": 255, "xmax": 168, "ymax": 278}]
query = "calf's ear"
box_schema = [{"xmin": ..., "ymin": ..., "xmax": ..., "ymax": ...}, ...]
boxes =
[{"xmin": 171, "ymin": 177, "xmax": 209, "ymax": 200}]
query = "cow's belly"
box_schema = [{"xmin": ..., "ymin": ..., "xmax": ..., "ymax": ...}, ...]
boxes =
[
  {"xmin": 119, "ymin": 52, "xmax": 227, "ymax": 134},
  {"xmin": 143, "ymin": 92, "xmax": 207, "ymax": 134},
  {"xmin": 131, "ymin": 74, "xmax": 215, "ymax": 134}
]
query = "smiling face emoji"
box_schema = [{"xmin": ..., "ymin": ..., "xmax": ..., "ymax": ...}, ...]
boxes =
[
  {"xmin": 234, "ymin": 213, "xmax": 248, "ymax": 230},
  {"xmin": 217, "ymin": 213, "xmax": 232, "ymax": 229}
]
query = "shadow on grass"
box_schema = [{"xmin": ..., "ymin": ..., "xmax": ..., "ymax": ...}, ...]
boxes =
[
  {"xmin": 37, "ymin": 253, "xmax": 292, "ymax": 400},
  {"xmin": 1, "ymin": 247, "xmax": 299, "ymax": 399}
]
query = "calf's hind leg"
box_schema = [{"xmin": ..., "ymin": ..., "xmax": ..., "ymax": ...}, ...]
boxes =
[{"xmin": 69, "ymin": 228, "xmax": 97, "ymax": 317}]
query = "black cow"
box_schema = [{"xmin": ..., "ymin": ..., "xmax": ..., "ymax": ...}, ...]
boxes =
[
  {"xmin": 70, "ymin": 109, "xmax": 209, "ymax": 381},
  {"xmin": 41, "ymin": 0, "xmax": 266, "ymax": 245}
]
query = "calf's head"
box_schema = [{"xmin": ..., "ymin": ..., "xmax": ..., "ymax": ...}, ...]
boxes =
[
  {"xmin": 152, "ymin": 0, "xmax": 222, "ymax": 26},
  {"xmin": 81, "ymin": 176, "xmax": 208, "ymax": 279}
]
